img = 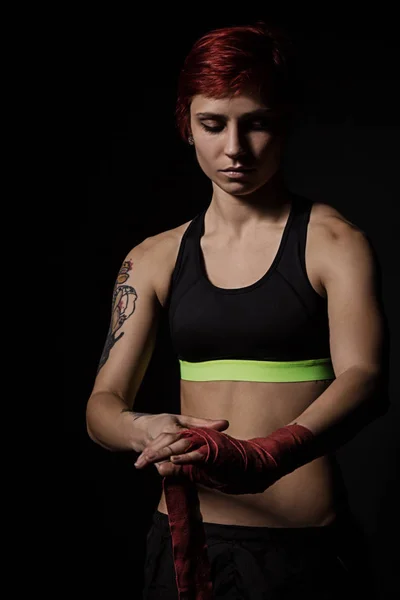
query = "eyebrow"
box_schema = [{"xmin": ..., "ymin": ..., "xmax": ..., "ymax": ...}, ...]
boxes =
[{"xmin": 195, "ymin": 108, "xmax": 276, "ymax": 119}]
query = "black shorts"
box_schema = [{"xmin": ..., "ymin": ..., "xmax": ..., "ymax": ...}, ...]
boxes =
[{"xmin": 142, "ymin": 508, "xmax": 377, "ymax": 599}]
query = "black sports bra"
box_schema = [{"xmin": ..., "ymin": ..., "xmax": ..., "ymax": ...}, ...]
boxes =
[{"xmin": 164, "ymin": 195, "xmax": 334, "ymax": 383}]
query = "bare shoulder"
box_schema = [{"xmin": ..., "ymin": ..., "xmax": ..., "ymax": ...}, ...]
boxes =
[
  {"xmin": 142, "ymin": 218, "xmax": 194, "ymax": 307},
  {"xmin": 309, "ymin": 201, "xmax": 370, "ymax": 249},
  {"xmin": 309, "ymin": 201, "xmax": 361, "ymax": 232},
  {"xmin": 308, "ymin": 201, "xmax": 375, "ymax": 291},
  {"xmin": 145, "ymin": 217, "xmax": 193, "ymax": 260}
]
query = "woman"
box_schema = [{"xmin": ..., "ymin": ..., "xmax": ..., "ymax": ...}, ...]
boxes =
[{"xmin": 86, "ymin": 23, "xmax": 387, "ymax": 599}]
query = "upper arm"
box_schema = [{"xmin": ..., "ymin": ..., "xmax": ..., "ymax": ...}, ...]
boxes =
[
  {"xmin": 318, "ymin": 214, "xmax": 386, "ymax": 379},
  {"xmin": 90, "ymin": 237, "xmax": 162, "ymax": 409}
]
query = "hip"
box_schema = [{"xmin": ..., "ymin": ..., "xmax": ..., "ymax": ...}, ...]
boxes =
[{"xmin": 143, "ymin": 507, "xmax": 377, "ymax": 600}]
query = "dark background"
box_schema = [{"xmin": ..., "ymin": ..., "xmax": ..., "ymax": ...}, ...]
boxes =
[{"xmin": 70, "ymin": 10, "xmax": 399, "ymax": 599}]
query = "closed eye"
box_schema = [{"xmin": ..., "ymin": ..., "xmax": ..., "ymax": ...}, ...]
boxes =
[
  {"xmin": 250, "ymin": 120, "xmax": 272, "ymax": 130},
  {"xmin": 200, "ymin": 122, "xmax": 223, "ymax": 134},
  {"xmin": 199, "ymin": 119, "xmax": 276, "ymax": 135}
]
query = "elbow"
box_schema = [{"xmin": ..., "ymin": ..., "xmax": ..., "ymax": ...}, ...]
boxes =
[
  {"xmin": 86, "ymin": 419, "xmax": 97, "ymax": 444},
  {"xmin": 355, "ymin": 364, "xmax": 390, "ymax": 417},
  {"xmin": 85, "ymin": 417, "xmax": 115, "ymax": 451},
  {"xmin": 369, "ymin": 367, "xmax": 391, "ymax": 418},
  {"xmin": 85, "ymin": 395, "xmax": 118, "ymax": 452},
  {"xmin": 360, "ymin": 372, "xmax": 391, "ymax": 423},
  {"xmin": 370, "ymin": 385, "xmax": 391, "ymax": 419},
  {"xmin": 86, "ymin": 411, "xmax": 99, "ymax": 445},
  {"xmin": 85, "ymin": 397, "xmax": 95, "ymax": 440},
  {"xmin": 85, "ymin": 397, "xmax": 103, "ymax": 447}
]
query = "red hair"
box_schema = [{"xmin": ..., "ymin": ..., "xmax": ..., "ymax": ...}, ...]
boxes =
[{"xmin": 176, "ymin": 22, "xmax": 298, "ymax": 143}]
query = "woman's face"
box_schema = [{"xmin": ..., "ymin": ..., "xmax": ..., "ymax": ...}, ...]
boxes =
[{"xmin": 189, "ymin": 91, "xmax": 287, "ymax": 195}]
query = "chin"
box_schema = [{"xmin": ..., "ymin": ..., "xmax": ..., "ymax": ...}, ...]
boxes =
[{"xmin": 219, "ymin": 179, "xmax": 265, "ymax": 196}]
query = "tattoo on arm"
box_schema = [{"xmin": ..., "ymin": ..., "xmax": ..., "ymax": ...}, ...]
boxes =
[
  {"xmin": 116, "ymin": 259, "xmax": 133, "ymax": 284},
  {"xmin": 121, "ymin": 410, "xmax": 151, "ymax": 421},
  {"xmin": 97, "ymin": 259, "xmax": 138, "ymax": 373}
]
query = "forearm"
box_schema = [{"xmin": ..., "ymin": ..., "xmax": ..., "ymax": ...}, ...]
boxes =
[
  {"xmin": 162, "ymin": 368, "xmax": 381, "ymax": 494},
  {"xmin": 286, "ymin": 366, "xmax": 382, "ymax": 448},
  {"xmin": 86, "ymin": 391, "xmax": 152, "ymax": 453}
]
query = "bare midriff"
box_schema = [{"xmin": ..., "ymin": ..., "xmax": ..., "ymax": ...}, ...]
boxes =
[{"xmin": 157, "ymin": 377, "xmax": 343, "ymax": 527}]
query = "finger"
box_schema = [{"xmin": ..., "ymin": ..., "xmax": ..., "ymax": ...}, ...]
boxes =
[
  {"xmin": 170, "ymin": 451, "xmax": 204, "ymax": 464},
  {"xmin": 136, "ymin": 431, "xmax": 187, "ymax": 462},
  {"xmin": 181, "ymin": 416, "xmax": 229, "ymax": 429},
  {"xmin": 155, "ymin": 458, "xmax": 205, "ymax": 478},
  {"xmin": 140, "ymin": 437, "xmax": 192, "ymax": 464},
  {"xmin": 154, "ymin": 460, "xmax": 184, "ymax": 478},
  {"xmin": 208, "ymin": 420, "xmax": 230, "ymax": 431},
  {"xmin": 135, "ymin": 436, "xmax": 193, "ymax": 468},
  {"xmin": 155, "ymin": 462, "xmax": 175, "ymax": 477}
]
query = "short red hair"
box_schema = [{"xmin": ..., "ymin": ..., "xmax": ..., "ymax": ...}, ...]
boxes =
[{"xmin": 176, "ymin": 22, "xmax": 298, "ymax": 142}]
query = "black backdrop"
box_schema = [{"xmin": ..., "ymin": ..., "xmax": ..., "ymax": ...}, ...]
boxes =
[{"xmin": 70, "ymin": 11, "xmax": 399, "ymax": 599}]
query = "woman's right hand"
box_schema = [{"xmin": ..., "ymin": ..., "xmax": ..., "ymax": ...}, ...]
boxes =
[{"xmin": 134, "ymin": 412, "xmax": 229, "ymax": 470}]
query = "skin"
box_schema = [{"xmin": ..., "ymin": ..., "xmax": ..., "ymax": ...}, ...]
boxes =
[
  {"xmin": 189, "ymin": 90, "xmax": 288, "ymax": 212},
  {"xmin": 136, "ymin": 90, "xmax": 296, "ymax": 473},
  {"xmin": 121, "ymin": 90, "xmax": 384, "ymax": 526}
]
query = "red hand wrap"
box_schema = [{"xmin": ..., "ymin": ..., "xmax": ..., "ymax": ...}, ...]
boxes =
[{"xmin": 163, "ymin": 423, "xmax": 319, "ymax": 600}]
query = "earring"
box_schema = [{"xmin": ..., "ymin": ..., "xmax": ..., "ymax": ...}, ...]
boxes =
[{"xmin": 188, "ymin": 135, "xmax": 194, "ymax": 145}]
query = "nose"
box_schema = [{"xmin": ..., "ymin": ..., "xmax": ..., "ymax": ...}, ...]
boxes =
[{"xmin": 225, "ymin": 124, "xmax": 246, "ymax": 159}]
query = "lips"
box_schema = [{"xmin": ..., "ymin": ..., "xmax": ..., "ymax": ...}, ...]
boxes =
[
  {"xmin": 220, "ymin": 169, "xmax": 255, "ymax": 179},
  {"xmin": 221, "ymin": 167, "xmax": 255, "ymax": 172}
]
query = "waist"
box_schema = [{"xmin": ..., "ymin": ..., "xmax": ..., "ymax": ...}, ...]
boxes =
[
  {"xmin": 158, "ymin": 454, "xmax": 345, "ymax": 528},
  {"xmin": 151, "ymin": 506, "xmax": 353, "ymax": 542},
  {"xmin": 179, "ymin": 357, "xmax": 335, "ymax": 382}
]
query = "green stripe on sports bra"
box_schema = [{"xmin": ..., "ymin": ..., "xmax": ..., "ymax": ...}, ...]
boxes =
[{"xmin": 179, "ymin": 358, "xmax": 335, "ymax": 382}]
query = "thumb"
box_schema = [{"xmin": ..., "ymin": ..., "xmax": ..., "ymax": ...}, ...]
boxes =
[
  {"xmin": 205, "ymin": 419, "xmax": 230, "ymax": 431},
  {"xmin": 179, "ymin": 415, "xmax": 229, "ymax": 431}
]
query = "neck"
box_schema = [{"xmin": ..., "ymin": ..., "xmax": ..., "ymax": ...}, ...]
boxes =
[{"xmin": 208, "ymin": 169, "xmax": 293, "ymax": 236}]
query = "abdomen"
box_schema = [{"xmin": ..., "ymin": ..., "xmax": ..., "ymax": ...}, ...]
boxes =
[{"xmin": 158, "ymin": 378, "xmax": 347, "ymax": 526}]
